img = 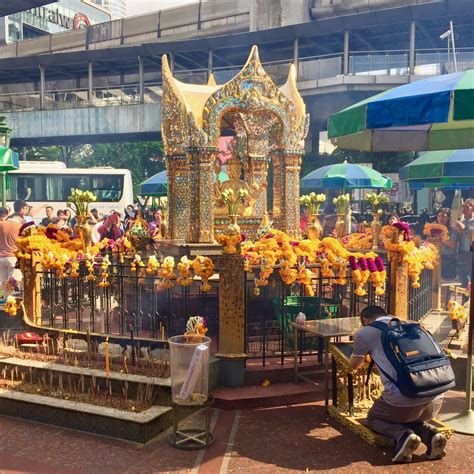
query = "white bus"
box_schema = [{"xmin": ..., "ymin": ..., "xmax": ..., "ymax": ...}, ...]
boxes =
[{"xmin": 2, "ymin": 161, "xmax": 134, "ymax": 220}]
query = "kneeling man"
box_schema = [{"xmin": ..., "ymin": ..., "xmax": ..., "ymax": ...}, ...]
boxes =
[{"xmin": 349, "ymin": 306, "xmax": 449, "ymax": 463}]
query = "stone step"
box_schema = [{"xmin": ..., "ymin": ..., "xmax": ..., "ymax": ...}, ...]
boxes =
[
  {"xmin": 212, "ymin": 381, "xmax": 323, "ymax": 410},
  {"xmin": 0, "ymin": 388, "xmax": 172, "ymax": 443}
]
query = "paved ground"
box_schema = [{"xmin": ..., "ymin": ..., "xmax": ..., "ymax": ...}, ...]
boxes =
[{"xmin": 0, "ymin": 389, "xmax": 472, "ymax": 473}]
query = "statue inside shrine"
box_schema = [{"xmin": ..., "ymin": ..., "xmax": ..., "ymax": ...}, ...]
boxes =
[{"xmin": 213, "ymin": 147, "xmax": 264, "ymax": 218}]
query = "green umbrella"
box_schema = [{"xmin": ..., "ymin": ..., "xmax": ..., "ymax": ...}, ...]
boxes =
[
  {"xmin": 301, "ymin": 162, "xmax": 391, "ymax": 190},
  {"xmin": 139, "ymin": 170, "xmax": 229, "ymax": 197},
  {"xmin": 328, "ymin": 70, "xmax": 474, "ymax": 151},
  {"xmin": 0, "ymin": 147, "xmax": 19, "ymax": 207}
]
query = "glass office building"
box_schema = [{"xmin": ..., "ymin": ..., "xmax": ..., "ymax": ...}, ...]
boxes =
[
  {"xmin": 1, "ymin": 1, "xmax": 111, "ymax": 43},
  {"xmin": 93, "ymin": 0, "xmax": 126, "ymax": 19}
]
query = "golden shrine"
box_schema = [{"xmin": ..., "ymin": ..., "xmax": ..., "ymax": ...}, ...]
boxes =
[{"xmin": 161, "ymin": 45, "xmax": 309, "ymax": 242}]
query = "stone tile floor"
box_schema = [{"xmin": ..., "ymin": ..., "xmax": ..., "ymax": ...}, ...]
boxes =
[{"xmin": 0, "ymin": 390, "xmax": 472, "ymax": 473}]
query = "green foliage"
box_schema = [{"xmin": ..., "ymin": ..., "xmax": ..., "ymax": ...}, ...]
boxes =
[
  {"xmin": 319, "ymin": 149, "xmax": 417, "ymax": 174},
  {"xmin": 80, "ymin": 142, "xmax": 165, "ymax": 189}
]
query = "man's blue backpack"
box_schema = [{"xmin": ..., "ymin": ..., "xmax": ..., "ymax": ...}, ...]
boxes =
[{"xmin": 367, "ymin": 318, "xmax": 455, "ymax": 398}]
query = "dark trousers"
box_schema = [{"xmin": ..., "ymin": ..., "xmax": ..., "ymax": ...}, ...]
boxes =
[{"xmin": 367, "ymin": 398, "xmax": 443, "ymax": 445}]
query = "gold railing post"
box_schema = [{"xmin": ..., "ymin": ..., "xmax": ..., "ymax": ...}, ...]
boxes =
[
  {"xmin": 429, "ymin": 239, "xmax": 442, "ymax": 311},
  {"xmin": 215, "ymin": 253, "xmax": 247, "ymax": 386},
  {"xmin": 22, "ymin": 252, "xmax": 42, "ymax": 326},
  {"xmin": 388, "ymin": 249, "xmax": 408, "ymax": 320}
]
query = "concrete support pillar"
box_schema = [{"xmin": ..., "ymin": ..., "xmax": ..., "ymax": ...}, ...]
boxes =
[
  {"xmin": 187, "ymin": 147, "xmax": 216, "ymax": 243},
  {"xmin": 207, "ymin": 49, "xmax": 213, "ymax": 79},
  {"xmin": 39, "ymin": 64, "xmax": 45, "ymax": 110},
  {"xmin": 166, "ymin": 154, "xmax": 189, "ymax": 240},
  {"xmin": 170, "ymin": 52, "xmax": 175, "ymax": 75},
  {"xmin": 343, "ymin": 30, "xmax": 350, "ymax": 76},
  {"xmin": 293, "ymin": 38, "xmax": 299, "ymax": 71},
  {"xmin": 138, "ymin": 55, "xmax": 144, "ymax": 104},
  {"xmin": 88, "ymin": 61, "xmax": 94, "ymax": 105},
  {"xmin": 409, "ymin": 20, "xmax": 416, "ymax": 75},
  {"xmin": 215, "ymin": 253, "xmax": 246, "ymax": 386}
]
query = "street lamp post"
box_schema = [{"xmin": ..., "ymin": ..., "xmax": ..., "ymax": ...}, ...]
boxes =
[{"xmin": 0, "ymin": 116, "xmax": 13, "ymax": 207}]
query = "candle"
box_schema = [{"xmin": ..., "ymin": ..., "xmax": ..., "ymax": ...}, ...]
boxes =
[
  {"xmin": 105, "ymin": 337, "xmax": 110, "ymax": 378},
  {"xmin": 161, "ymin": 324, "xmax": 165, "ymax": 341}
]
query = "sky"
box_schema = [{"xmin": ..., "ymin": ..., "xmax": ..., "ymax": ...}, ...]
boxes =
[{"xmin": 126, "ymin": 0, "xmax": 198, "ymax": 16}]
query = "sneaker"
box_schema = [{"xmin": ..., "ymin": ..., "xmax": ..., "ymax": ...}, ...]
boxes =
[
  {"xmin": 391, "ymin": 432, "xmax": 421, "ymax": 463},
  {"xmin": 426, "ymin": 431, "xmax": 447, "ymax": 460}
]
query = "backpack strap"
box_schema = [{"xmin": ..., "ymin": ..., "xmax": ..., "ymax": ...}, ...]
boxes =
[{"xmin": 364, "ymin": 319, "xmax": 397, "ymax": 386}]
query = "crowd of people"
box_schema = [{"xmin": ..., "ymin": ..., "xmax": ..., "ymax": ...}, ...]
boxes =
[
  {"xmin": 0, "ymin": 199, "xmax": 168, "ymax": 287},
  {"xmin": 299, "ymin": 199, "xmax": 473, "ymax": 288}
]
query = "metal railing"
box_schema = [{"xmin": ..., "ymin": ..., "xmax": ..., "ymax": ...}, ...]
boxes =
[
  {"xmin": 244, "ymin": 257, "xmax": 391, "ymax": 366},
  {"xmin": 408, "ymin": 268, "xmax": 433, "ymax": 322},
  {"xmin": 39, "ymin": 259, "xmax": 219, "ymax": 342},
  {"xmin": 0, "ymin": 48, "xmax": 473, "ymax": 113}
]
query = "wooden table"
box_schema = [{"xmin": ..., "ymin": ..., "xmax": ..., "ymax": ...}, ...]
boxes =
[{"xmin": 290, "ymin": 317, "xmax": 361, "ymax": 409}]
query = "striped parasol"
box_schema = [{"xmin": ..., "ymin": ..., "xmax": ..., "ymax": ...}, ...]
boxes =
[
  {"xmin": 328, "ymin": 70, "xmax": 474, "ymax": 152},
  {"xmin": 399, "ymin": 149, "xmax": 474, "ymax": 189},
  {"xmin": 301, "ymin": 162, "xmax": 392, "ymax": 190}
]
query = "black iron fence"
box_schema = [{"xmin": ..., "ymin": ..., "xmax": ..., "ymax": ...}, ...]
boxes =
[
  {"xmin": 39, "ymin": 260, "xmax": 219, "ymax": 344},
  {"xmin": 408, "ymin": 269, "xmax": 433, "ymax": 322},
  {"xmin": 244, "ymin": 258, "xmax": 391, "ymax": 366},
  {"xmin": 35, "ymin": 254, "xmax": 432, "ymax": 365}
]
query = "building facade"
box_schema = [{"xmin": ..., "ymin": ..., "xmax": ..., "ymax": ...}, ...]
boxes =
[
  {"xmin": 0, "ymin": 0, "xmax": 110, "ymax": 44},
  {"xmin": 94, "ymin": 0, "xmax": 126, "ymax": 19}
]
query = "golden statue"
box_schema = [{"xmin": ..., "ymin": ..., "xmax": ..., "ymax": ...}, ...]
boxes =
[{"xmin": 213, "ymin": 149, "xmax": 263, "ymax": 217}]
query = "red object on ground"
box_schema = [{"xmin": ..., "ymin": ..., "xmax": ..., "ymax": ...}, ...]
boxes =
[{"xmin": 14, "ymin": 332, "xmax": 42, "ymax": 344}]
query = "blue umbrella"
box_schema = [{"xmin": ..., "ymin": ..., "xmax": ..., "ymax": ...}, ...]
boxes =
[
  {"xmin": 328, "ymin": 70, "xmax": 474, "ymax": 151},
  {"xmin": 139, "ymin": 170, "xmax": 229, "ymax": 196},
  {"xmin": 301, "ymin": 162, "xmax": 392, "ymax": 190}
]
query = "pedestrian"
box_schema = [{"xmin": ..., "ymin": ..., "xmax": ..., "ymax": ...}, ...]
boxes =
[
  {"xmin": 98, "ymin": 213, "xmax": 122, "ymax": 241},
  {"xmin": 349, "ymin": 306, "xmax": 451, "ymax": 463},
  {"xmin": 436, "ymin": 208, "xmax": 458, "ymax": 280},
  {"xmin": 456, "ymin": 198, "xmax": 474, "ymax": 292},
  {"xmin": 0, "ymin": 206, "xmax": 21, "ymax": 285},
  {"xmin": 9, "ymin": 199, "xmax": 30, "ymax": 224},
  {"xmin": 41, "ymin": 206, "xmax": 55, "ymax": 227}
]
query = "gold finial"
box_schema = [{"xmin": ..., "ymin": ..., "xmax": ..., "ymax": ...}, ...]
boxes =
[{"xmin": 207, "ymin": 73, "xmax": 217, "ymax": 86}]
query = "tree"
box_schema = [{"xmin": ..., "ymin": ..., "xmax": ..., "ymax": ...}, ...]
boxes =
[
  {"xmin": 79, "ymin": 142, "xmax": 165, "ymax": 191},
  {"xmin": 15, "ymin": 145, "xmax": 84, "ymax": 166},
  {"xmin": 17, "ymin": 141, "xmax": 165, "ymax": 193}
]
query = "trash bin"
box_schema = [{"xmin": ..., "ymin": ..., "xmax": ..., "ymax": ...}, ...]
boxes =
[{"xmin": 168, "ymin": 335, "xmax": 211, "ymax": 406}]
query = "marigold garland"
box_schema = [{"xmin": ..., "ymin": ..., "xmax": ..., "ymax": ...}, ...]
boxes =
[{"xmin": 423, "ymin": 223, "xmax": 449, "ymax": 241}]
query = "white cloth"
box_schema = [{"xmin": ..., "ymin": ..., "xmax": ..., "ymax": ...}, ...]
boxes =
[{"xmin": 0, "ymin": 256, "xmax": 17, "ymax": 286}]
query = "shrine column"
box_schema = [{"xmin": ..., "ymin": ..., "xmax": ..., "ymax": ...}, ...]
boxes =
[
  {"xmin": 187, "ymin": 146, "xmax": 217, "ymax": 243},
  {"xmin": 278, "ymin": 149, "xmax": 302, "ymax": 238},
  {"xmin": 166, "ymin": 154, "xmax": 189, "ymax": 240},
  {"xmin": 271, "ymin": 151, "xmax": 283, "ymax": 227},
  {"xmin": 250, "ymin": 156, "xmax": 269, "ymax": 217}
]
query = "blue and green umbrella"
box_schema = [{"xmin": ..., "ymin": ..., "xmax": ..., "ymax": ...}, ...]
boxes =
[
  {"xmin": 301, "ymin": 162, "xmax": 392, "ymax": 190},
  {"xmin": 139, "ymin": 170, "xmax": 229, "ymax": 197},
  {"xmin": 328, "ymin": 70, "xmax": 474, "ymax": 152},
  {"xmin": 399, "ymin": 149, "xmax": 474, "ymax": 190}
]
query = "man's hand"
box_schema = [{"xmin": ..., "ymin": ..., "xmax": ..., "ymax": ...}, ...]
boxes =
[{"xmin": 456, "ymin": 220, "xmax": 465, "ymax": 233}]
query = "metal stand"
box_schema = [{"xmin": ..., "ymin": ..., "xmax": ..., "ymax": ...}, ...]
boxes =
[
  {"xmin": 445, "ymin": 246, "xmax": 474, "ymax": 435},
  {"xmin": 168, "ymin": 396, "xmax": 215, "ymax": 450}
]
